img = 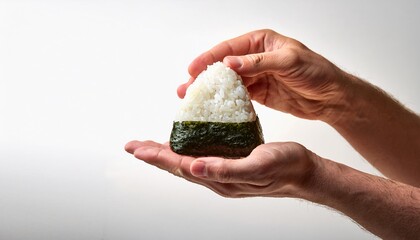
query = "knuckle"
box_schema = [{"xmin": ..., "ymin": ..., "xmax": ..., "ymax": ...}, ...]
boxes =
[
  {"xmin": 214, "ymin": 166, "xmax": 231, "ymax": 182},
  {"xmin": 285, "ymin": 47, "xmax": 301, "ymax": 64},
  {"xmin": 247, "ymin": 54, "xmax": 264, "ymax": 67},
  {"xmin": 171, "ymin": 168, "xmax": 184, "ymax": 178},
  {"xmin": 280, "ymin": 47, "xmax": 303, "ymax": 72},
  {"xmin": 255, "ymin": 28, "xmax": 275, "ymax": 36}
]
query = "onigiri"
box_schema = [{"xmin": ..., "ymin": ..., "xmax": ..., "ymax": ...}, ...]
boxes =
[{"xmin": 170, "ymin": 62, "xmax": 264, "ymax": 158}]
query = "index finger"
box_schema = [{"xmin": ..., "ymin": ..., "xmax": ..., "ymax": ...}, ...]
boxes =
[
  {"xmin": 129, "ymin": 141, "xmax": 196, "ymax": 178},
  {"xmin": 188, "ymin": 29, "xmax": 280, "ymax": 78}
]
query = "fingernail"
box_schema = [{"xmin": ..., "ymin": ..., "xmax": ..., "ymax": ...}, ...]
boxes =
[
  {"xmin": 191, "ymin": 161, "xmax": 207, "ymax": 177},
  {"xmin": 224, "ymin": 56, "xmax": 243, "ymax": 69}
]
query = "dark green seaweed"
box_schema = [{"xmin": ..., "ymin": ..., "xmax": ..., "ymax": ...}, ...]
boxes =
[{"xmin": 170, "ymin": 117, "xmax": 264, "ymax": 158}]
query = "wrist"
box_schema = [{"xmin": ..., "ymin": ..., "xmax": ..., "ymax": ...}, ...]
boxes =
[
  {"xmin": 322, "ymin": 71, "xmax": 391, "ymax": 130},
  {"xmin": 321, "ymin": 71, "xmax": 420, "ymax": 186},
  {"xmin": 289, "ymin": 150, "xmax": 332, "ymax": 201},
  {"xmin": 297, "ymin": 155, "xmax": 371, "ymax": 212},
  {"xmin": 294, "ymin": 154, "xmax": 335, "ymax": 203},
  {"xmin": 294, "ymin": 152, "xmax": 361, "ymax": 208}
]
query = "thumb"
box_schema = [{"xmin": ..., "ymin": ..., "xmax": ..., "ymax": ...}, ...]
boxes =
[
  {"xmin": 223, "ymin": 51, "xmax": 283, "ymax": 77},
  {"xmin": 190, "ymin": 157, "xmax": 253, "ymax": 183}
]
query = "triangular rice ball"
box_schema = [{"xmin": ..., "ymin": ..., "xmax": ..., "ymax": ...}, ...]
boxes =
[{"xmin": 170, "ymin": 62, "xmax": 264, "ymax": 158}]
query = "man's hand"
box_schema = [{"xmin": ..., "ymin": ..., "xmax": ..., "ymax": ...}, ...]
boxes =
[
  {"xmin": 125, "ymin": 140, "xmax": 420, "ymax": 239},
  {"xmin": 178, "ymin": 29, "xmax": 349, "ymax": 122},
  {"xmin": 125, "ymin": 140, "xmax": 316, "ymax": 198}
]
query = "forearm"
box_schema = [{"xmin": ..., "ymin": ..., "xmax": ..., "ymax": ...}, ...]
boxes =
[
  {"xmin": 300, "ymin": 157, "xmax": 420, "ymax": 239},
  {"xmin": 327, "ymin": 72, "xmax": 420, "ymax": 186}
]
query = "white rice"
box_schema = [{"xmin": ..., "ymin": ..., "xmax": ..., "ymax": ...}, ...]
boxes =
[{"xmin": 175, "ymin": 62, "xmax": 256, "ymax": 122}]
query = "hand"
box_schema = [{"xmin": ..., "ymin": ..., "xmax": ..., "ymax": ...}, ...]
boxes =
[
  {"xmin": 178, "ymin": 29, "xmax": 349, "ymax": 122},
  {"xmin": 125, "ymin": 140, "xmax": 317, "ymax": 198}
]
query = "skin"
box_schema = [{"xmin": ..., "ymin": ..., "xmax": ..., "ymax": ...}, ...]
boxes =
[{"xmin": 126, "ymin": 29, "xmax": 420, "ymax": 239}]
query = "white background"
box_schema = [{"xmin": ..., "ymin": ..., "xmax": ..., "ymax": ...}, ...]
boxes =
[{"xmin": 1, "ymin": 0, "xmax": 419, "ymax": 239}]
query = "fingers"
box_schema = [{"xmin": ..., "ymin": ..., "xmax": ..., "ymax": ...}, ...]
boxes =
[
  {"xmin": 127, "ymin": 140, "xmax": 264, "ymax": 185},
  {"xmin": 224, "ymin": 47, "xmax": 300, "ymax": 78},
  {"xmin": 178, "ymin": 30, "xmax": 289, "ymax": 98},
  {"xmin": 178, "ymin": 33, "xmax": 255, "ymax": 98},
  {"xmin": 176, "ymin": 77, "xmax": 194, "ymax": 99},
  {"xmin": 188, "ymin": 29, "xmax": 285, "ymax": 78},
  {"xmin": 190, "ymin": 154, "xmax": 270, "ymax": 185},
  {"xmin": 125, "ymin": 140, "xmax": 160, "ymax": 154},
  {"xmin": 125, "ymin": 141, "xmax": 247, "ymax": 196},
  {"xmin": 126, "ymin": 141, "xmax": 191, "ymax": 176},
  {"xmin": 188, "ymin": 33, "xmax": 251, "ymax": 78}
]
